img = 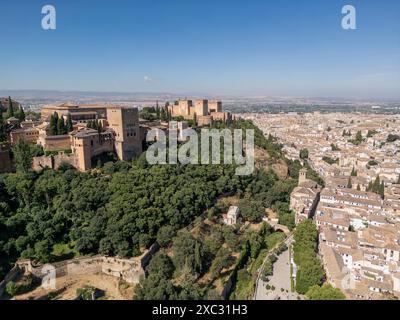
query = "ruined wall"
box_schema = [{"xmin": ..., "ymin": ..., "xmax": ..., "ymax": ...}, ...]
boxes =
[
  {"xmin": 0, "ymin": 265, "xmax": 21, "ymax": 297},
  {"xmin": 1, "ymin": 244, "xmax": 160, "ymax": 298},
  {"xmin": 32, "ymin": 153, "xmax": 77, "ymax": 171},
  {"xmin": 32, "ymin": 155, "xmax": 54, "ymax": 171},
  {"xmin": 11, "ymin": 248, "xmax": 160, "ymax": 287},
  {"xmin": 53, "ymin": 153, "xmax": 77, "ymax": 169},
  {"xmin": 101, "ymin": 257, "xmax": 144, "ymax": 283},
  {"xmin": 65, "ymin": 257, "xmax": 103, "ymax": 276}
]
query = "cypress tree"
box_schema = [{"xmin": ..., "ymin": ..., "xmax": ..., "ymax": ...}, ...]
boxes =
[
  {"xmin": 57, "ymin": 116, "xmax": 65, "ymax": 135},
  {"xmin": 347, "ymin": 177, "xmax": 352, "ymax": 189},
  {"xmin": 193, "ymin": 112, "xmax": 197, "ymax": 126},
  {"xmin": 52, "ymin": 112, "xmax": 59, "ymax": 135},
  {"xmin": 0, "ymin": 107, "xmax": 5, "ymax": 141},
  {"xmin": 355, "ymin": 131, "xmax": 363, "ymax": 144},
  {"xmin": 97, "ymin": 121, "xmax": 103, "ymax": 134},
  {"xmin": 49, "ymin": 114, "xmax": 55, "ymax": 135},
  {"xmin": 7, "ymin": 96, "xmax": 14, "ymax": 118},
  {"xmin": 160, "ymin": 108, "xmax": 166, "ymax": 121},
  {"xmin": 379, "ymin": 181, "xmax": 385, "ymax": 199},
  {"xmin": 62, "ymin": 117, "xmax": 67, "ymax": 134},
  {"xmin": 19, "ymin": 106, "xmax": 26, "ymax": 121},
  {"xmin": 372, "ymin": 176, "xmax": 380, "ymax": 193},
  {"xmin": 194, "ymin": 242, "xmax": 203, "ymax": 273},
  {"xmin": 66, "ymin": 113, "xmax": 73, "ymax": 133},
  {"xmin": 156, "ymin": 105, "xmax": 160, "ymax": 119}
]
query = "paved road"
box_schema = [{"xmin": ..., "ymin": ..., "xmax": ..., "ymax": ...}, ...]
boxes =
[{"xmin": 254, "ymin": 237, "xmax": 302, "ymax": 300}]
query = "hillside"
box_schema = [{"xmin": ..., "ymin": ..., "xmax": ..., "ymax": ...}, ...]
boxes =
[{"xmin": 0, "ymin": 119, "xmax": 299, "ymax": 300}]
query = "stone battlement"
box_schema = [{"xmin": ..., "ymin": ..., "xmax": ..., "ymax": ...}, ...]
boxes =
[{"xmin": 15, "ymin": 248, "xmax": 158, "ymax": 285}]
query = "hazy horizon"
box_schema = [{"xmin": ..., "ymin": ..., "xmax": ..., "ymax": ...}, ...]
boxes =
[{"xmin": 1, "ymin": 89, "xmax": 399, "ymax": 104}]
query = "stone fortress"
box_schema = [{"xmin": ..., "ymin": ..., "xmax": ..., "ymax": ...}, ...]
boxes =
[
  {"xmin": 167, "ymin": 99, "xmax": 231, "ymax": 126},
  {"xmin": 0, "ymin": 244, "xmax": 159, "ymax": 298},
  {"xmin": 6, "ymin": 99, "xmax": 230, "ymax": 172},
  {"xmin": 38, "ymin": 103, "xmax": 142, "ymax": 171}
]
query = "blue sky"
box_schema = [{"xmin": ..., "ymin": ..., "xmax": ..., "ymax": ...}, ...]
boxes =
[{"xmin": 1, "ymin": 0, "xmax": 399, "ymax": 99}]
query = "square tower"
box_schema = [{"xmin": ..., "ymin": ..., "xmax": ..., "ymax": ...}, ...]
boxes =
[
  {"xmin": 178, "ymin": 100, "xmax": 192, "ymax": 116},
  {"xmin": 299, "ymin": 168, "xmax": 308, "ymax": 186},
  {"xmin": 107, "ymin": 106, "xmax": 142, "ymax": 161},
  {"xmin": 208, "ymin": 100, "xmax": 222, "ymax": 113},
  {"xmin": 195, "ymin": 99, "xmax": 208, "ymax": 117}
]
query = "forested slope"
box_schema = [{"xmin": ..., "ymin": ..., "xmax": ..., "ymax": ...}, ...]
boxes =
[{"xmin": 0, "ymin": 119, "xmax": 300, "ymax": 282}]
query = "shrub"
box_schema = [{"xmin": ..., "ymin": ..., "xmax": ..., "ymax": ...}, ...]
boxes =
[{"xmin": 5, "ymin": 275, "xmax": 35, "ymax": 297}]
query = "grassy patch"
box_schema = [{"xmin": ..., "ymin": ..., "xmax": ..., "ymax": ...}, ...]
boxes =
[
  {"xmin": 6, "ymin": 274, "xmax": 38, "ymax": 297},
  {"xmin": 250, "ymin": 248, "xmax": 268, "ymax": 275},
  {"xmin": 266, "ymin": 232, "xmax": 286, "ymax": 250},
  {"xmin": 52, "ymin": 242, "xmax": 79, "ymax": 260}
]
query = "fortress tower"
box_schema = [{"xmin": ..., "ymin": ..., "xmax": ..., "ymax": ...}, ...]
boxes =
[
  {"xmin": 106, "ymin": 106, "xmax": 142, "ymax": 161},
  {"xmin": 178, "ymin": 99, "xmax": 192, "ymax": 116},
  {"xmin": 299, "ymin": 168, "xmax": 308, "ymax": 186},
  {"xmin": 194, "ymin": 99, "xmax": 208, "ymax": 117},
  {"xmin": 208, "ymin": 100, "xmax": 222, "ymax": 113}
]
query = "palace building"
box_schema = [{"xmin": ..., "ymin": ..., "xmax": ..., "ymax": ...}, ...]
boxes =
[
  {"xmin": 12, "ymin": 103, "xmax": 143, "ymax": 171},
  {"xmin": 167, "ymin": 99, "xmax": 231, "ymax": 126},
  {"xmin": 8, "ymin": 98, "xmax": 229, "ymax": 172}
]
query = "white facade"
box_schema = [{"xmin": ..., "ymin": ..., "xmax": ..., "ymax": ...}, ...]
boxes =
[{"xmin": 223, "ymin": 206, "xmax": 240, "ymax": 226}]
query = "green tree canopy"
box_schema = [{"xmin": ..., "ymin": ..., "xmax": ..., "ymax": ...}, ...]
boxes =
[
  {"xmin": 239, "ymin": 198, "xmax": 264, "ymax": 223},
  {"xmin": 296, "ymin": 259, "xmax": 325, "ymax": 294},
  {"xmin": 299, "ymin": 148, "xmax": 309, "ymax": 160},
  {"xmin": 7, "ymin": 96, "xmax": 14, "ymax": 118},
  {"xmin": 293, "ymin": 220, "xmax": 325, "ymax": 294},
  {"xmin": 12, "ymin": 140, "xmax": 33, "ymax": 173},
  {"xmin": 147, "ymin": 252, "xmax": 174, "ymax": 279},
  {"xmin": 306, "ymin": 284, "xmax": 346, "ymax": 300}
]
